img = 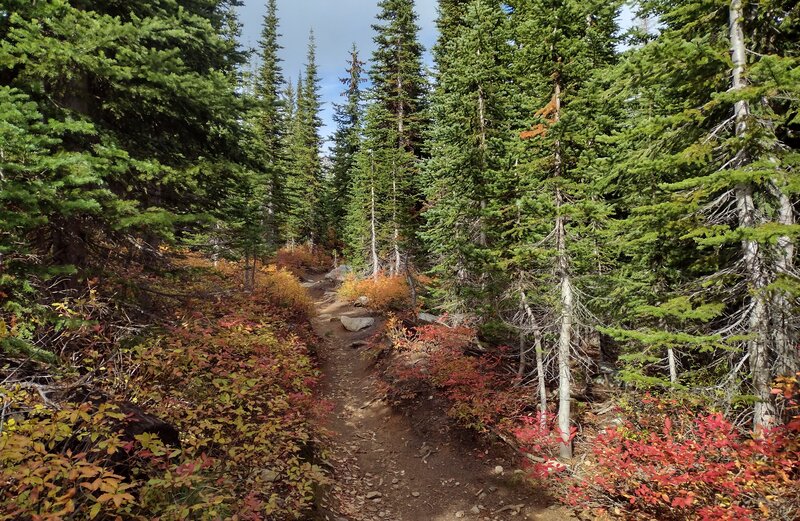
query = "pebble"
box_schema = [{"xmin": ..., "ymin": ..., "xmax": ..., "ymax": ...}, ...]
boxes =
[
  {"xmin": 366, "ymin": 491, "xmax": 382, "ymax": 500},
  {"xmin": 411, "ymin": 491, "xmax": 420, "ymax": 497},
  {"xmin": 493, "ymin": 465, "xmax": 504, "ymax": 475}
]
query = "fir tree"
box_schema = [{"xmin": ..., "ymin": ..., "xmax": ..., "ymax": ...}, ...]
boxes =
[
  {"xmin": 251, "ymin": 0, "xmax": 287, "ymax": 249},
  {"xmin": 602, "ymin": 0, "xmax": 799, "ymax": 429},
  {"xmin": 505, "ymin": 0, "xmax": 621, "ymax": 458},
  {"xmin": 329, "ymin": 45, "xmax": 366, "ymax": 244},
  {"xmin": 345, "ymin": 0, "xmax": 427, "ymax": 273},
  {"xmin": 284, "ymin": 32, "xmax": 324, "ymax": 247},
  {"xmin": 422, "ymin": 0, "xmax": 513, "ymax": 309}
]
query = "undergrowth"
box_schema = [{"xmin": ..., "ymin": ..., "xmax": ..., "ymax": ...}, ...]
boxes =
[
  {"xmin": 338, "ymin": 274, "xmax": 411, "ymax": 312},
  {"xmin": 274, "ymin": 245, "xmax": 331, "ymax": 276},
  {"xmin": 0, "ymin": 254, "xmax": 327, "ymax": 520},
  {"xmin": 381, "ymin": 319, "xmax": 800, "ymax": 521}
]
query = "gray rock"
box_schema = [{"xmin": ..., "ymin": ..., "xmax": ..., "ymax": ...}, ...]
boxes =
[
  {"xmin": 340, "ymin": 316, "xmax": 375, "ymax": 332},
  {"xmin": 324, "ymin": 264, "xmax": 351, "ymax": 282},
  {"xmin": 417, "ymin": 312, "xmax": 441, "ymax": 324},
  {"xmin": 354, "ymin": 295, "xmax": 370, "ymax": 307}
]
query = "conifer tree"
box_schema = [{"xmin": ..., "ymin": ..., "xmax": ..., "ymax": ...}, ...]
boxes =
[
  {"xmin": 422, "ymin": 0, "xmax": 513, "ymax": 308},
  {"xmin": 284, "ymin": 32, "xmax": 324, "ymax": 247},
  {"xmin": 603, "ymin": 0, "xmax": 799, "ymax": 430},
  {"xmin": 505, "ymin": 0, "xmax": 621, "ymax": 458},
  {"xmin": 251, "ymin": 0, "xmax": 287, "ymax": 249},
  {"xmin": 329, "ymin": 45, "xmax": 366, "ymax": 243},
  {"xmin": 345, "ymin": 0, "xmax": 427, "ymax": 273}
]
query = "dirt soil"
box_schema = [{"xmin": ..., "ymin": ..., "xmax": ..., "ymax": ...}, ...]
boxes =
[{"xmin": 307, "ymin": 275, "xmax": 575, "ymax": 521}]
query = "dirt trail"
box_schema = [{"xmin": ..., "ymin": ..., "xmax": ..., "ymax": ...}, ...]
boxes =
[{"xmin": 307, "ymin": 276, "xmax": 572, "ymax": 521}]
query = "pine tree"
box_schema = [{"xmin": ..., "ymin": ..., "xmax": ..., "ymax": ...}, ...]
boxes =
[
  {"xmin": 251, "ymin": 0, "xmax": 287, "ymax": 249},
  {"xmin": 505, "ymin": 0, "xmax": 621, "ymax": 458},
  {"xmin": 602, "ymin": 0, "xmax": 799, "ymax": 429},
  {"xmin": 328, "ymin": 45, "xmax": 366, "ymax": 245},
  {"xmin": 422, "ymin": 0, "xmax": 513, "ymax": 309},
  {"xmin": 284, "ymin": 32, "xmax": 324, "ymax": 247},
  {"xmin": 345, "ymin": 0, "xmax": 427, "ymax": 273}
]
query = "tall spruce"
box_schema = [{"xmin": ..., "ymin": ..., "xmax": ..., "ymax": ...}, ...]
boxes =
[
  {"xmin": 603, "ymin": 0, "xmax": 799, "ymax": 430},
  {"xmin": 345, "ymin": 0, "xmax": 427, "ymax": 274},
  {"xmin": 422, "ymin": 0, "xmax": 513, "ymax": 309},
  {"xmin": 251, "ymin": 0, "xmax": 287, "ymax": 249},
  {"xmin": 329, "ymin": 45, "xmax": 366, "ymax": 245},
  {"xmin": 506, "ymin": 0, "xmax": 620, "ymax": 458},
  {"xmin": 284, "ymin": 32, "xmax": 324, "ymax": 247}
]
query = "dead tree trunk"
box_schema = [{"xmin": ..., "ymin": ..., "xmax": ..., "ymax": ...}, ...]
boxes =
[{"xmin": 729, "ymin": 0, "xmax": 777, "ymax": 431}]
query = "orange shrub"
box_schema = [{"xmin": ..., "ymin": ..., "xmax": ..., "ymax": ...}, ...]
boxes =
[
  {"xmin": 274, "ymin": 245, "xmax": 331, "ymax": 275},
  {"xmin": 338, "ymin": 274, "xmax": 411, "ymax": 311},
  {"xmin": 257, "ymin": 265, "xmax": 315, "ymax": 317}
]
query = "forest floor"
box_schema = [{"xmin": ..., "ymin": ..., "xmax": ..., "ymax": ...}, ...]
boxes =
[{"xmin": 306, "ymin": 274, "xmax": 574, "ymax": 521}]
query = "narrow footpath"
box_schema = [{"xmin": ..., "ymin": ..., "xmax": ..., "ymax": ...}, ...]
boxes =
[{"xmin": 306, "ymin": 275, "xmax": 573, "ymax": 521}]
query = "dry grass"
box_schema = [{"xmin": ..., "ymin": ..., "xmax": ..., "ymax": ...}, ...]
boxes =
[{"xmin": 338, "ymin": 274, "xmax": 411, "ymax": 312}]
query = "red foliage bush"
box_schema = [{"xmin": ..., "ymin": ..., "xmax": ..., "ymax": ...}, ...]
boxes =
[
  {"xmin": 0, "ymin": 256, "xmax": 326, "ymax": 519},
  {"xmin": 570, "ymin": 395, "xmax": 800, "ymax": 520},
  {"xmin": 387, "ymin": 322, "xmax": 529, "ymax": 432}
]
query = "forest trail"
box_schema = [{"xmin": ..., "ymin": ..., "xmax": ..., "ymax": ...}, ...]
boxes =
[{"xmin": 307, "ymin": 275, "xmax": 573, "ymax": 521}]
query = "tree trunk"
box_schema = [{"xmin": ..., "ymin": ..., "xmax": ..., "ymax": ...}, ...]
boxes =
[
  {"xmin": 392, "ymin": 173, "xmax": 401, "ymax": 275},
  {"xmin": 552, "ymin": 80, "xmax": 573, "ymax": 459},
  {"xmin": 729, "ymin": 0, "xmax": 776, "ymax": 431},
  {"xmin": 668, "ymin": 346, "xmax": 679, "ymax": 386},
  {"xmin": 770, "ymin": 182, "xmax": 798, "ymax": 376},
  {"xmin": 520, "ymin": 290, "xmax": 548, "ymax": 428},
  {"xmin": 370, "ymin": 159, "xmax": 380, "ymax": 281}
]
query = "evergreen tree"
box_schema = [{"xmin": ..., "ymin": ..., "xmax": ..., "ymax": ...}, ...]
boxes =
[
  {"xmin": 329, "ymin": 45, "xmax": 366, "ymax": 244},
  {"xmin": 505, "ymin": 0, "xmax": 621, "ymax": 458},
  {"xmin": 422, "ymin": 0, "xmax": 513, "ymax": 309},
  {"xmin": 284, "ymin": 32, "xmax": 324, "ymax": 246},
  {"xmin": 602, "ymin": 0, "xmax": 800, "ymax": 429},
  {"xmin": 251, "ymin": 0, "xmax": 287, "ymax": 249},
  {"xmin": 345, "ymin": 0, "xmax": 427, "ymax": 273}
]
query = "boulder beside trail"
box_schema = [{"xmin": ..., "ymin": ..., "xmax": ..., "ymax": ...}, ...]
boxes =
[
  {"xmin": 354, "ymin": 296, "xmax": 370, "ymax": 307},
  {"xmin": 324, "ymin": 265, "xmax": 351, "ymax": 282},
  {"xmin": 340, "ymin": 316, "xmax": 375, "ymax": 332}
]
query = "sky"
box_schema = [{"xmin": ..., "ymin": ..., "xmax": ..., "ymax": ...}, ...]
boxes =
[
  {"xmin": 235, "ymin": 1, "xmax": 635, "ymax": 150},
  {"xmin": 236, "ymin": 0, "xmax": 439, "ymax": 147}
]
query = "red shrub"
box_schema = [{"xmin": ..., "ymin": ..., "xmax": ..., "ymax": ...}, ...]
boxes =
[
  {"xmin": 387, "ymin": 322, "xmax": 529, "ymax": 432},
  {"xmin": 571, "ymin": 395, "xmax": 800, "ymax": 520}
]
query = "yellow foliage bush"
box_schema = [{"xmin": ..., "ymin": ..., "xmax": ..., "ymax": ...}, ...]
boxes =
[
  {"xmin": 338, "ymin": 274, "xmax": 411, "ymax": 311},
  {"xmin": 257, "ymin": 265, "xmax": 315, "ymax": 317}
]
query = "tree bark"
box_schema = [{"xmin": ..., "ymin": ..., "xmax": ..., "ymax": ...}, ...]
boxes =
[
  {"xmin": 729, "ymin": 0, "xmax": 776, "ymax": 431},
  {"xmin": 370, "ymin": 156, "xmax": 380, "ymax": 281},
  {"xmin": 550, "ymin": 79, "xmax": 573, "ymax": 459}
]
